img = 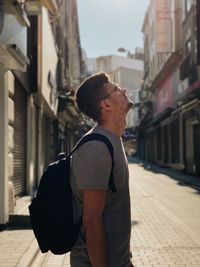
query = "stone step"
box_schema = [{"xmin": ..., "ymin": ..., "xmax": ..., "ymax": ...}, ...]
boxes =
[
  {"xmin": 9, "ymin": 195, "xmax": 32, "ymax": 228},
  {"xmin": 8, "ymin": 214, "xmax": 31, "ymax": 228}
]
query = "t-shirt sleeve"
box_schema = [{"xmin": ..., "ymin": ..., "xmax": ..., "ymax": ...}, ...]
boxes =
[{"xmin": 72, "ymin": 140, "xmax": 112, "ymax": 190}]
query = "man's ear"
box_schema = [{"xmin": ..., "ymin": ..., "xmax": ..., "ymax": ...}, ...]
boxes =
[{"xmin": 100, "ymin": 99, "xmax": 112, "ymax": 111}]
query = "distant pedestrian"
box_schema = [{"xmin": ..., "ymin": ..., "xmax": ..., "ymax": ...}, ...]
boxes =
[{"xmin": 70, "ymin": 72, "xmax": 134, "ymax": 267}]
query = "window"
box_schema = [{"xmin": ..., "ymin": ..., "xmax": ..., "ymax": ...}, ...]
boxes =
[
  {"xmin": 185, "ymin": 0, "xmax": 193, "ymax": 13},
  {"xmin": 185, "ymin": 38, "xmax": 192, "ymax": 54}
]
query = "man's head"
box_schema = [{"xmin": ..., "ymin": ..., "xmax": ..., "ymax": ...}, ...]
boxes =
[
  {"xmin": 76, "ymin": 72, "xmax": 110, "ymax": 121},
  {"xmin": 76, "ymin": 72, "xmax": 133, "ymax": 122}
]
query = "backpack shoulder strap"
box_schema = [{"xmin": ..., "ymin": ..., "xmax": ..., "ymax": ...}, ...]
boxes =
[{"xmin": 69, "ymin": 133, "xmax": 116, "ymax": 193}]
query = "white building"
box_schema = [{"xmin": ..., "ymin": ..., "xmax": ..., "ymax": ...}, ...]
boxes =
[
  {"xmin": 96, "ymin": 55, "xmax": 144, "ymax": 128},
  {"xmin": 86, "ymin": 58, "xmax": 97, "ymax": 75},
  {"xmin": 96, "ymin": 55, "xmax": 143, "ymax": 73},
  {"xmin": 111, "ymin": 66, "xmax": 143, "ymax": 127},
  {"xmin": 0, "ymin": 0, "xmax": 83, "ymax": 226}
]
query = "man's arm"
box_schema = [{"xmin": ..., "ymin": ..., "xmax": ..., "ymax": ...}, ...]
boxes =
[{"xmin": 82, "ymin": 189, "xmax": 108, "ymax": 267}]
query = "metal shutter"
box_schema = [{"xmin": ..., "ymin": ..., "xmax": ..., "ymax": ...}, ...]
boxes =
[
  {"xmin": 13, "ymin": 80, "xmax": 27, "ymax": 197},
  {"xmin": 193, "ymin": 123, "xmax": 200, "ymax": 176},
  {"xmin": 171, "ymin": 119, "xmax": 180, "ymax": 163}
]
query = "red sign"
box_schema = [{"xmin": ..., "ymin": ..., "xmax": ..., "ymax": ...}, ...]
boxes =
[{"xmin": 156, "ymin": 72, "xmax": 173, "ymax": 114}]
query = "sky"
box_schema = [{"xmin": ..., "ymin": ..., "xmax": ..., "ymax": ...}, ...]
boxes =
[{"xmin": 77, "ymin": 0, "xmax": 149, "ymax": 58}]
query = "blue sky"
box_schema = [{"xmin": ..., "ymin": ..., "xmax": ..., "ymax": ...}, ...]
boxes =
[{"xmin": 77, "ymin": 0, "xmax": 149, "ymax": 58}]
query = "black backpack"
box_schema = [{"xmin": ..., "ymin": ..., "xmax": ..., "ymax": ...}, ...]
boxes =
[{"xmin": 29, "ymin": 133, "xmax": 116, "ymax": 255}]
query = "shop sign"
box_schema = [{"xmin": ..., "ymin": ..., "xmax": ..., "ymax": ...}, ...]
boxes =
[{"xmin": 156, "ymin": 72, "xmax": 173, "ymax": 114}]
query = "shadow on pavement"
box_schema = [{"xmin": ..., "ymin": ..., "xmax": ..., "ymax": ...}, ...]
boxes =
[
  {"xmin": 128, "ymin": 156, "xmax": 200, "ymax": 194},
  {"xmin": 6, "ymin": 226, "xmax": 32, "ymax": 231},
  {"xmin": 131, "ymin": 220, "xmax": 139, "ymax": 227}
]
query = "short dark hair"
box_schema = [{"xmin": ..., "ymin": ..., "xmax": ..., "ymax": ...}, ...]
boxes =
[{"xmin": 76, "ymin": 72, "xmax": 110, "ymax": 121}]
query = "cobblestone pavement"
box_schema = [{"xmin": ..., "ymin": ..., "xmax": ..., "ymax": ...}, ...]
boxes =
[
  {"xmin": 0, "ymin": 229, "xmax": 37, "ymax": 267},
  {"xmin": 1, "ymin": 162, "xmax": 200, "ymax": 267}
]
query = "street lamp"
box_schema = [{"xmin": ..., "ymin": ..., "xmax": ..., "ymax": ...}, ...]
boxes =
[
  {"xmin": 117, "ymin": 47, "xmax": 127, "ymax": 53},
  {"xmin": 117, "ymin": 47, "xmax": 131, "ymax": 57}
]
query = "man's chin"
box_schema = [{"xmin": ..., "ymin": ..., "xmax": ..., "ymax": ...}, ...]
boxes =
[{"xmin": 126, "ymin": 101, "xmax": 134, "ymax": 112}]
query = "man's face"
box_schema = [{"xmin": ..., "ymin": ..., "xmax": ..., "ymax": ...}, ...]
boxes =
[{"xmin": 102, "ymin": 82, "xmax": 134, "ymax": 115}]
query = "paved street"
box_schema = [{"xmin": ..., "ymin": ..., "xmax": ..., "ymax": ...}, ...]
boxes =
[
  {"xmin": 130, "ymin": 163, "xmax": 200, "ymax": 267},
  {"xmin": 1, "ymin": 161, "xmax": 200, "ymax": 267}
]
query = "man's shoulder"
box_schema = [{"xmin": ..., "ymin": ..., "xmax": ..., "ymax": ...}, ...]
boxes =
[
  {"xmin": 74, "ymin": 126, "xmax": 123, "ymax": 159},
  {"xmin": 72, "ymin": 128, "xmax": 111, "ymax": 159},
  {"xmin": 88, "ymin": 126, "xmax": 121, "ymax": 145}
]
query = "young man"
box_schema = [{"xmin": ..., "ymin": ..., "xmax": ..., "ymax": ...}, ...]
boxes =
[{"xmin": 70, "ymin": 72, "xmax": 134, "ymax": 267}]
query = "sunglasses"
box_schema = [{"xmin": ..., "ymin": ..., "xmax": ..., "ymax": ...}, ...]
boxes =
[{"xmin": 102, "ymin": 86, "xmax": 126, "ymax": 100}]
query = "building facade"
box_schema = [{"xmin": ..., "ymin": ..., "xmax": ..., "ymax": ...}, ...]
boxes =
[
  {"xmin": 110, "ymin": 66, "xmax": 143, "ymax": 128},
  {"xmin": 0, "ymin": 0, "xmax": 84, "ymax": 225},
  {"xmin": 138, "ymin": 0, "xmax": 200, "ymax": 176},
  {"xmin": 95, "ymin": 53, "xmax": 144, "ymax": 156},
  {"xmin": 96, "ymin": 55, "xmax": 144, "ymax": 74}
]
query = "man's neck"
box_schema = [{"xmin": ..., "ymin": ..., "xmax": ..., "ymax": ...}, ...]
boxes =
[{"xmin": 98, "ymin": 117, "xmax": 126, "ymax": 138}]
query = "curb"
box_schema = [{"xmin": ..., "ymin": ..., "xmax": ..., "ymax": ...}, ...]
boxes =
[{"xmin": 9, "ymin": 215, "xmax": 31, "ymax": 228}]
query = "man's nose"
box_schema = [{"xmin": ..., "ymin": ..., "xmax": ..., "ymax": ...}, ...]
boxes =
[{"xmin": 122, "ymin": 88, "xmax": 128, "ymax": 94}]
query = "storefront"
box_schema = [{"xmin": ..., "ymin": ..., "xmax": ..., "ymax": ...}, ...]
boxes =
[
  {"xmin": 182, "ymin": 99, "xmax": 200, "ymax": 175},
  {"xmin": 193, "ymin": 122, "xmax": 200, "ymax": 175},
  {"xmin": 0, "ymin": 8, "xmax": 29, "ymax": 223},
  {"xmin": 170, "ymin": 117, "xmax": 180, "ymax": 164}
]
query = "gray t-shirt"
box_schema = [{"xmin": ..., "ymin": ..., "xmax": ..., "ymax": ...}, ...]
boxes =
[{"xmin": 70, "ymin": 125, "xmax": 131, "ymax": 267}]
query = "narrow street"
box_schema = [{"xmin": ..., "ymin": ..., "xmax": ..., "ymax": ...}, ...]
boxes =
[
  {"xmin": 1, "ymin": 161, "xmax": 200, "ymax": 267},
  {"xmin": 130, "ymin": 162, "xmax": 200, "ymax": 267},
  {"xmin": 1, "ymin": 1, "xmax": 200, "ymax": 266}
]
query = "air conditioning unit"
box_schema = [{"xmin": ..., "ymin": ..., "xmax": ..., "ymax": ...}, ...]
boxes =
[{"xmin": 25, "ymin": 0, "xmax": 58, "ymax": 16}]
